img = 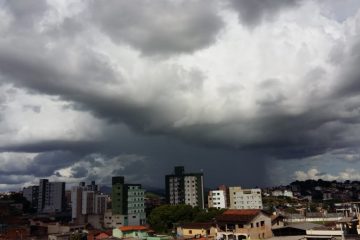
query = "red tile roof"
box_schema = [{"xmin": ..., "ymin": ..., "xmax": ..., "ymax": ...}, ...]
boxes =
[
  {"xmin": 180, "ymin": 222, "xmax": 214, "ymax": 229},
  {"xmin": 216, "ymin": 209, "xmax": 262, "ymax": 224},
  {"xmin": 223, "ymin": 209, "xmax": 261, "ymax": 215},
  {"xmin": 119, "ymin": 226, "xmax": 148, "ymax": 232}
]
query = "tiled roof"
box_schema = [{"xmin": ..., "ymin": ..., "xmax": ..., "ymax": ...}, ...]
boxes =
[
  {"xmin": 216, "ymin": 209, "xmax": 262, "ymax": 224},
  {"xmin": 119, "ymin": 226, "xmax": 148, "ymax": 231},
  {"xmin": 180, "ymin": 222, "xmax": 214, "ymax": 229}
]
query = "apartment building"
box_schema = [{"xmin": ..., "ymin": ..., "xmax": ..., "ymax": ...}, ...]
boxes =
[
  {"xmin": 23, "ymin": 185, "xmax": 39, "ymax": 209},
  {"xmin": 37, "ymin": 179, "xmax": 65, "ymax": 213},
  {"xmin": 208, "ymin": 190, "xmax": 227, "ymax": 209},
  {"xmin": 165, "ymin": 166, "xmax": 204, "ymax": 208},
  {"xmin": 229, "ymin": 187, "xmax": 263, "ymax": 210},
  {"xmin": 111, "ymin": 176, "xmax": 146, "ymax": 226},
  {"xmin": 71, "ymin": 181, "xmax": 108, "ymax": 223}
]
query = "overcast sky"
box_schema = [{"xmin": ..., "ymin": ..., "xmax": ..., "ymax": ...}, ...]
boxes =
[{"xmin": 1, "ymin": 0, "xmax": 360, "ymax": 191}]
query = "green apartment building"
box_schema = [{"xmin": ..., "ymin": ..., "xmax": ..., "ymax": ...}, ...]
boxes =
[{"xmin": 111, "ymin": 176, "xmax": 146, "ymax": 225}]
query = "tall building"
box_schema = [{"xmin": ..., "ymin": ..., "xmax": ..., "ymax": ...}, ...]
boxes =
[
  {"xmin": 86, "ymin": 181, "xmax": 99, "ymax": 192},
  {"xmin": 165, "ymin": 166, "xmax": 204, "ymax": 208},
  {"xmin": 37, "ymin": 179, "xmax": 65, "ymax": 213},
  {"xmin": 71, "ymin": 181, "xmax": 107, "ymax": 223},
  {"xmin": 208, "ymin": 189, "xmax": 227, "ymax": 209},
  {"xmin": 23, "ymin": 186, "xmax": 39, "ymax": 210},
  {"xmin": 71, "ymin": 186, "xmax": 83, "ymax": 220},
  {"xmin": 111, "ymin": 176, "xmax": 146, "ymax": 225},
  {"xmin": 228, "ymin": 187, "xmax": 263, "ymax": 210}
]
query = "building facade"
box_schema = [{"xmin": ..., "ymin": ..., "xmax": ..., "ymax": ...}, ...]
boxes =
[
  {"xmin": 208, "ymin": 190, "xmax": 227, "ymax": 209},
  {"xmin": 37, "ymin": 179, "xmax": 65, "ymax": 213},
  {"xmin": 216, "ymin": 209, "xmax": 273, "ymax": 239},
  {"xmin": 229, "ymin": 187, "xmax": 263, "ymax": 210},
  {"xmin": 165, "ymin": 166, "xmax": 204, "ymax": 208},
  {"xmin": 23, "ymin": 186, "xmax": 39, "ymax": 210},
  {"xmin": 111, "ymin": 176, "xmax": 146, "ymax": 226},
  {"xmin": 71, "ymin": 181, "xmax": 107, "ymax": 223}
]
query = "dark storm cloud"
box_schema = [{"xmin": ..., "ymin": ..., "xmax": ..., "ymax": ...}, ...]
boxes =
[
  {"xmin": 334, "ymin": 41, "xmax": 360, "ymax": 97},
  {"xmin": 0, "ymin": 151, "xmax": 79, "ymax": 177},
  {"xmin": 227, "ymin": 0, "xmax": 301, "ymax": 27},
  {"xmin": 0, "ymin": 140, "xmax": 100, "ymax": 154},
  {"xmin": 1, "ymin": 0, "xmax": 360, "ymax": 190},
  {"xmin": 89, "ymin": 0, "xmax": 224, "ymax": 56},
  {"xmin": 71, "ymin": 165, "xmax": 88, "ymax": 178}
]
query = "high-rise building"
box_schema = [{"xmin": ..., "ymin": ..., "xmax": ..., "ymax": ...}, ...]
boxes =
[
  {"xmin": 23, "ymin": 186, "xmax": 39, "ymax": 209},
  {"xmin": 37, "ymin": 179, "xmax": 65, "ymax": 213},
  {"xmin": 86, "ymin": 181, "xmax": 99, "ymax": 192},
  {"xmin": 228, "ymin": 187, "xmax": 263, "ymax": 210},
  {"xmin": 208, "ymin": 189, "xmax": 227, "ymax": 209},
  {"xmin": 71, "ymin": 186, "xmax": 83, "ymax": 220},
  {"xmin": 71, "ymin": 181, "xmax": 107, "ymax": 223},
  {"xmin": 165, "ymin": 166, "xmax": 204, "ymax": 208},
  {"xmin": 95, "ymin": 194, "xmax": 107, "ymax": 214},
  {"xmin": 111, "ymin": 176, "xmax": 146, "ymax": 225},
  {"xmin": 82, "ymin": 191, "xmax": 95, "ymax": 215}
]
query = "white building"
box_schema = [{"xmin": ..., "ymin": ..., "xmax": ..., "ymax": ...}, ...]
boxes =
[
  {"xmin": 71, "ymin": 182, "xmax": 108, "ymax": 223},
  {"xmin": 71, "ymin": 186, "xmax": 83, "ymax": 219},
  {"xmin": 184, "ymin": 175, "xmax": 202, "ymax": 207},
  {"xmin": 82, "ymin": 191, "xmax": 95, "ymax": 215},
  {"xmin": 283, "ymin": 190, "xmax": 294, "ymax": 198},
  {"xmin": 208, "ymin": 190, "xmax": 226, "ymax": 209},
  {"xmin": 229, "ymin": 187, "xmax": 262, "ymax": 210},
  {"xmin": 271, "ymin": 190, "xmax": 294, "ymax": 198}
]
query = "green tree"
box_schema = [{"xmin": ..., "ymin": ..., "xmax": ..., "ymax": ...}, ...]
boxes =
[{"xmin": 148, "ymin": 205, "xmax": 224, "ymax": 233}]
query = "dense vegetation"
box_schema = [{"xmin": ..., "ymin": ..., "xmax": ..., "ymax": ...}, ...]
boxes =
[{"xmin": 147, "ymin": 205, "xmax": 224, "ymax": 233}]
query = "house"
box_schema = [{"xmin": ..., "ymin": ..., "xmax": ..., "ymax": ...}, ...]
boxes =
[
  {"xmin": 215, "ymin": 209, "xmax": 272, "ymax": 240},
  {"xmin": 112, "ymin": 225, "xmax": 149, "ymax": 239},
  {"xmin": 177, "ymin": 222, "xmax": 217, "ymax": 238},
  {"xmin": 87, "ymin": 229, "xmax": 112, "ymax": 240},
  {"xmin": 47, "ymin": 222, "xmax": 85, "ymax": 235}
]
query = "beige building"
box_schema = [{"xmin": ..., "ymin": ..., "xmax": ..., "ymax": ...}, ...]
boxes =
[
  {"xmin": 229, "ymin": 187, "xmax": 262, "ymax": 210},
  {"xmin": 216, "ymin": 209, "xmax": 272, "ymax": 239},
  {"xmin": 177, "ymin": 222, "xmax": 217, "ymax": 238}
]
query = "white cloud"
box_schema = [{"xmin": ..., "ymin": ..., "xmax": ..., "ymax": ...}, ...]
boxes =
[{"xmin": 294, "ymin": 168, "xmax": 360, "ymax": 181}]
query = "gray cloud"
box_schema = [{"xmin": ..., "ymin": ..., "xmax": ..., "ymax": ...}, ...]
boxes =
[
  {"xmin": 0, "ymin": 151, "xmax": 79, "ymax": 177},
  {"xmin": 89, "ymin": 0, "xmax": 224, "ymax": 56},
  {"xmin": 227, "ymin": 0, "xmax": 301, "ymax": 27}
]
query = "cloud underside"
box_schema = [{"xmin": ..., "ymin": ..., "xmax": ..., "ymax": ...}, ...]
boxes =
[{"xmin": 1, "ymin": 0, "xmax": 360, "ymax": 189}]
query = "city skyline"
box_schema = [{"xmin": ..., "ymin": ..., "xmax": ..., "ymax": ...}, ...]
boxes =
[{"xmin": 2, "ymin": 0, "xmax": 360, "ymax": 191}]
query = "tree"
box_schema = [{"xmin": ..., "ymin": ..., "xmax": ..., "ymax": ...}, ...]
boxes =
[{"xmin": 148, "ymin": 205, "xmax": 224, "ymax": 233}]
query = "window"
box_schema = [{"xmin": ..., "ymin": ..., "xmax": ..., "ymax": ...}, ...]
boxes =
[
  {"xmin": 250, "ymin": 223, "xmax": 253, "ymax": 228},
  {"xmin": 260, "ymin": 221, "xmax": 265, "ymax": 226},
  {"xmin": 256, "ymin": 222, "xmax": 259, "ymax": 227},
  {"xmin": 189, "ymin": 230, "xmax": 192, "ymax": 234}
]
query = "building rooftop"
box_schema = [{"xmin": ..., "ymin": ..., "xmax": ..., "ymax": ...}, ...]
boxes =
[
  {"xmin": 119, "ymin": 226, "xmax": 149, "ymax": 232},
  {"xmin": 180, "ymin": 222, "xmax": 214, "ymax": 229},
  {"xmin": 216, "ymin": 209, "xmax": 265, "ymax": 224}
]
